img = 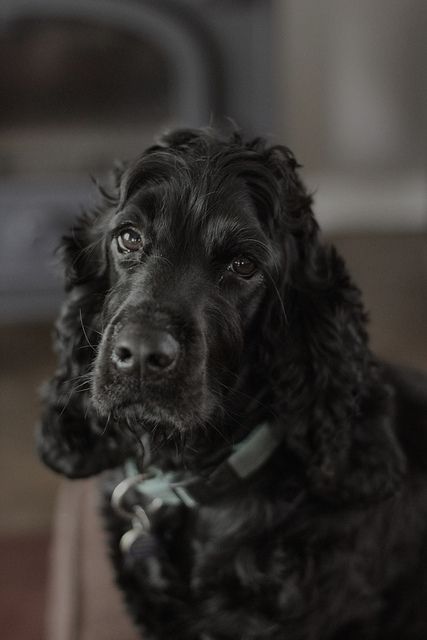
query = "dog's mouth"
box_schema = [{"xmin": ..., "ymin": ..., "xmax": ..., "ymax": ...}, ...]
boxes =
[
  {"xmin": 107, "ymin": 401, "xmax": 179, "ymax": 436},
  {"xmin": 96, "ymin": 385, "xmax": 215, "ymax": 434}
]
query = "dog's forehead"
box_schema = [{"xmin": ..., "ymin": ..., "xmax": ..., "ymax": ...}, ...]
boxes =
[{"xmin": 127, "ymin": 175, "xmax": 266, "ymax": 252}]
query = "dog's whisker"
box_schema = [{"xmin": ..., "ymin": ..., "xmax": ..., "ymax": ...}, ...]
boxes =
[
  {"xmin": 66, "ymin": 372, "xmax": 92, "ymax": 384},
  {"xmin": 71, "ymin": 384, "xmax": 91, "ymax": 395},
  {"xmin": 203, "ymin": 411, "xmax": 235, "ymax": 447},
  {"xmin": 83, "ymin": 399, "xmax": 92, "ymax": 420},
  {"xmin": 79, "ymin": 309, "xmax": 97, "ymax": 353},
  {"xmin": 150, "ymin": 254, "xmax": 174, "ymax": 269},
  {"xmin": 58, "ymin": 392, "xmax": 74, "ymax": 416},
  {"xmin": 213, "ymin": 371, "xmax": 273, "ymax": 415},
  {"xmin": 97, "ymin": 413, "xmax": 111, "ymax": 437},
  {"xmin": 69, "ymin": 234, "xmax": 104, "ymax": 272},
  {"xmin": 262, "ymin": 271, "xmax": 288, "ymax": 326}
]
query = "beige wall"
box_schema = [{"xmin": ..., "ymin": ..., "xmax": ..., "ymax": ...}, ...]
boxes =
[{"xmin": 274, "ymin": 0, "xmax": 427, "ymax": 230}]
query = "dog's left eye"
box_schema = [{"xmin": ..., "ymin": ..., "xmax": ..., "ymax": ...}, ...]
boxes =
[
  {"xmin": 116, "ymin": 228, "xmax": 143, "ymax": 253},
  {"xmin": 228, "ymin": 257, "xmax": 257, "ymax": 278}
]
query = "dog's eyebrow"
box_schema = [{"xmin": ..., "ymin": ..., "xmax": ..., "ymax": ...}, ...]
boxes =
[
  {"xmin": 114, "ymin": 185, "xmax": 160, "ymax": 225},
  {"xmin": 119, "ymin": 153, "xmax": 187, "ymax": 206},
  {"xmin": 111, "ymin": 204, "xmax": 149, "ymax": 232},
  {"xmin": 206, "ymin": 219, "xmax": 274, "ymax": 263}
]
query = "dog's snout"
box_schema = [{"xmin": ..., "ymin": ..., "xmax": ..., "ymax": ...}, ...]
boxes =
[{"xmin": 112, "ymin": 326, "xmax": 179, "ymax": 377}]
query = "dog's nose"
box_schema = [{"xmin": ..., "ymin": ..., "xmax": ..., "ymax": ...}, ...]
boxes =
[{"xmin": 112, "ymin": 327, "xmax": 179, "ymax": 376}]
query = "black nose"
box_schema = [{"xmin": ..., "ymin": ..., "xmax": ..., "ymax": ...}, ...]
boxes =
[{"xmin": 112, "ymin": 326, "xmax": 179, "ymax": 376}]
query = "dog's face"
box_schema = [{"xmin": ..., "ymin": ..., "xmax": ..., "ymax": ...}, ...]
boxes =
[
  {"xmin": 91, "ymin": 144, "xmax": 281, "ymax": 433},
  {"xmin": 40, "ymin": 130, "xmax": 315, "ymax": 478}
]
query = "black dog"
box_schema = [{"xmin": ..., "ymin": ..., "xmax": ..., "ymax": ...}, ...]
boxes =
[{"xmin": 39, "ymin": 128, "xmax": 427, "ymax": 639}]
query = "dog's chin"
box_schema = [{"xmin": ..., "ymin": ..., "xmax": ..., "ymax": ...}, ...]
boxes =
[
  {"xmin": 118, "ymin": 402, "xmax": 187, "ymax": 435},
  {"xmin": 90, "ymin": 363, "xmax": 222, "ymax": 448},
  {"xmin": 91, "ymin": 387, "xmax": 216, "ymax": 438}
]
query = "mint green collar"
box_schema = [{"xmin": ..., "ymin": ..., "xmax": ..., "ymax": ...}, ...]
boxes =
[{"xmin": 116, "ymin": 421, "xmax": 286, "ymax": 511}]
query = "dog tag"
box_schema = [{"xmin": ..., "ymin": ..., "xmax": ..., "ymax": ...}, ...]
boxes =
[
  {"xmin": 120, "ymin": 506, "xmax": 151, "ymax": 554},
  {"xmin": 120, "ymin": 525, "xmax": 145, "ymax": 554},
  {"xmin": 120, "ymin": 503, "xmax": 159, "ymax": 573},
  {"xmin": 127, "ymin": 531, "xmax": 159, "ymax": 562},
  {"xmin": 121, "ymin": 528, "xmax": 159, "ymax": 574}
]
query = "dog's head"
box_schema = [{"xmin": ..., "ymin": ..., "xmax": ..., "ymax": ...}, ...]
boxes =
[
  {"xmin": 39, "ymin": 128, "xmax": 405, "ymax": 502},
  {"xmin": 89, "ymin": 131, "xmax": 288, "ymax": 432}
]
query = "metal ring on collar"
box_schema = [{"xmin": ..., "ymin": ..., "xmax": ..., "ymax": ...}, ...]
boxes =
[{"xmin": 111, "ymin": 469, "xmax": 157, "ymax": 520}]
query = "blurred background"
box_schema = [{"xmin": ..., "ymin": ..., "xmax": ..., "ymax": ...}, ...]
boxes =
[{"xmin": 0, "ymin": 1, "xmax": 426, "ymax": 638}]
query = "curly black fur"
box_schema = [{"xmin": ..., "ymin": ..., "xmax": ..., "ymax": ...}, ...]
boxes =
[{"xmin": 38, "ymin": 128, "xmax": 427, "ymax": 639}]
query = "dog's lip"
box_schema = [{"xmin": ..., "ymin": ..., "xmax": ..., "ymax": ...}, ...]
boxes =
[{"xmin": 104, "ymin": 398, "xmax": 179, "ymax": 424}]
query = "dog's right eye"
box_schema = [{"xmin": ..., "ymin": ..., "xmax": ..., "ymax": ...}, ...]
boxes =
[
  {"xmin": 116, "ymin": 228, "xmax": 143, "ymax": 253},
  {"xmin": 228, "ymin": 257, "xmax": 258, "ymax": 279}
]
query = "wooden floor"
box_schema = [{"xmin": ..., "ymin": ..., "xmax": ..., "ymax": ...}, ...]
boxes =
[{"xmin": 0, "ymin": 534, "xmax": 50, "ymax": 640}]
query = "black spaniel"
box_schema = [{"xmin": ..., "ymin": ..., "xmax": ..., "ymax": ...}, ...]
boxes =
[{"xmin": 38, "ymin": 128, "xmax": 427, "ymax": 640}]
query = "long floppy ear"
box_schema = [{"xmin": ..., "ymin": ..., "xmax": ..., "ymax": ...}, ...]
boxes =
[
  {"xmin": 37, "ymin": 181, "xmax": 134, "ymax": 478},
  {"xmin": 263, "ymin": 146, "xmax": 406, "ymax": 503}
]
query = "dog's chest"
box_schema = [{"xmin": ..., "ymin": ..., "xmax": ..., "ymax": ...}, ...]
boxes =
[
  {"xmin": 191, "ymin": 504, "xmax": 301, "ymax": 587},
  {"xmin": 109, "ymin": 490, "xmax": 392, "ymax": 639},
  {"xmin": 158, "ymin": 502, "xmax": 305, "ymax": 621}
]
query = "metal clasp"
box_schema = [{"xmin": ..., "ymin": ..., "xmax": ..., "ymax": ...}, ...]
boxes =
[{"xmin": 111, "ymin": 470, "xmax": 165, "ymax": 554}]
